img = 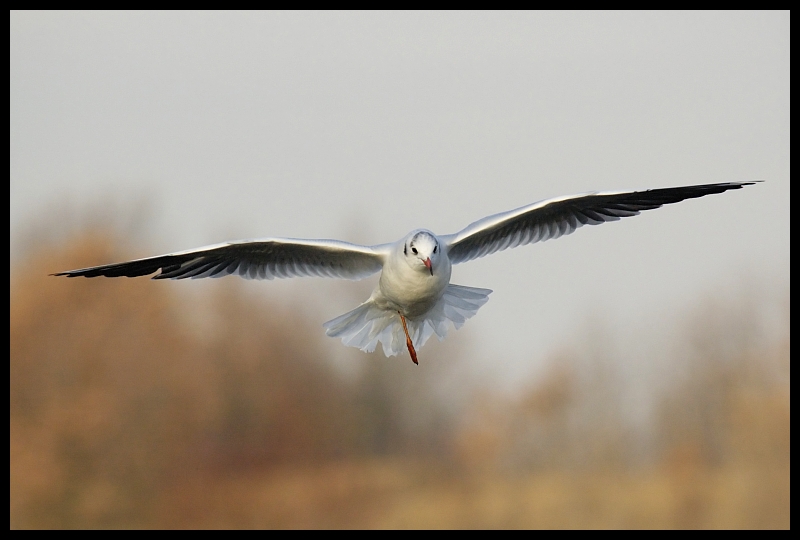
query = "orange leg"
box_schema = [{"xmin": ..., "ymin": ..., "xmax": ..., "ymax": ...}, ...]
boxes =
[{"xmin": 399, "ymin": 313, "xmax": 418, "ymax": 365}]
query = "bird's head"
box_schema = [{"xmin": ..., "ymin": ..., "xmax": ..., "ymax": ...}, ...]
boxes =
[{"xmin": 403, "ymin": 230, "xmax": 440, "ymax": 276}]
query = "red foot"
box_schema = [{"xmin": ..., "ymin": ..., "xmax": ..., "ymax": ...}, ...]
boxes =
[{"xmin": 399, "ymin": 313, "xmax": 419, "ymax": 365}]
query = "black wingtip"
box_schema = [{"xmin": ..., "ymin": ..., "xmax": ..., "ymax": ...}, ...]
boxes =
[{"xmin": 50, "ymin": 271, "xmax": 79, "ymax": 277}]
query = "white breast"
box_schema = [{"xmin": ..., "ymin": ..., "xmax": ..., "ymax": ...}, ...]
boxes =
[{"xmin": 373, "ymin": 247, "xmax": 452, "ymax": 318}]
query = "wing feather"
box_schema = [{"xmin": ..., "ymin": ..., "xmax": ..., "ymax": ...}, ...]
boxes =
[
  {"xmin": 52, "ymin": 238, "xmax": 388, "ymax": 281},
  {"xmin": 443, "ymin": 182, "xmax": 757, "ymax": 264}
]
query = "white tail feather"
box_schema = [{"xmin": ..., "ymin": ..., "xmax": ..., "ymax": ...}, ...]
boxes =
[{"xmin": 323, "ymin": 284, "xmax": 492, "ymax": 357}]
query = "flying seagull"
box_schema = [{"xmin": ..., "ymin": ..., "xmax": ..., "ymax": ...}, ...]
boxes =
[{"xmin": 53, "ymin": 182, "xmax": 756, "ymax": 364}]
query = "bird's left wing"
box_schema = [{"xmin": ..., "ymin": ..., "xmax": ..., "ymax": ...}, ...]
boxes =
[
  {"xmin": 441, "ymin": 182, "xmax": 756, "ymax": 265},
  {"xmin": 52, "ymin": 238, "xmax": 389, "ymax": 280}
]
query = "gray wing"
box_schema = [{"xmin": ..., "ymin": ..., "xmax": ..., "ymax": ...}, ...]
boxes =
[
  {"xmin": 52, "ymin": 237, "xmax": 389, "ymax": 280},
  {"xmin": 442, "ymin": 182, "xmax": 757, "ymax": 265}
]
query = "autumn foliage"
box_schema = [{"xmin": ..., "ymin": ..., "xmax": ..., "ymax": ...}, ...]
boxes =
[{"xmin": 10, "ymin": 231, "xmax": 789, "ymax": 528}]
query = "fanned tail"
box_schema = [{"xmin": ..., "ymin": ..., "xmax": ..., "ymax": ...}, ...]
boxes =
[
  {"xmin": 323, "ymin": 284, "xmax": 492, "ymax": 357},
  {"xmin": 323, "ymin": 301, "xmax": 403, "ymax": 356}
]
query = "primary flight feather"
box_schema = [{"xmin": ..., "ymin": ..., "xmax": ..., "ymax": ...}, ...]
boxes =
[{"xmin": 54, "ymin": 182, "xmax": 756, "ymax": 364}]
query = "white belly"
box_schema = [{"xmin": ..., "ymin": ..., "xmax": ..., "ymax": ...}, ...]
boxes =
[{"xmin": 374, "ymin": 257, "xmax": 452, "ymax": 318}]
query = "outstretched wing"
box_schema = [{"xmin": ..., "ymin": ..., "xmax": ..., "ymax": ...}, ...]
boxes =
[
  {"xmin": 442, "ymin": 182, "xmax": 757, "ymax": 265},
  {"xmin": 52, "ymin": 238, "xmax": 389, "ymax": 280}
]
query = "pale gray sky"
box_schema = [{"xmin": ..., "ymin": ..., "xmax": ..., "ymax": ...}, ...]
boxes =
[{"xmin": 10, "ymin": 11, "xmax": 789, "ymax": 387}]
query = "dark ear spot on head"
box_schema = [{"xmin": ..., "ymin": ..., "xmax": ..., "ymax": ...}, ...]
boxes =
[{"xmin": 404, "ymin": 244, "xmax": 407, "ymax": 256}]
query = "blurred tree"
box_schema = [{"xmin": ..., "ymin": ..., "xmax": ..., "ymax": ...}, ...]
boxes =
[
  {"xmin": 11, "ymin": 233, "xmax": 212, "ymax": 526},
  {"xmin": 10, "ymin": 224, "xmax": 789, "ymax": 528}
]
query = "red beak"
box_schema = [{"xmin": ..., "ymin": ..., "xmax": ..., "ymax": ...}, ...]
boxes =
[{"xmin": 424, "ymin": 257, "xmax": 432, "ymax": 275}]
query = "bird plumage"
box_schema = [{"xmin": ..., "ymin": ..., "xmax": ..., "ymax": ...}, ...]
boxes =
[{"xmin": 53, "ymin": 181, "xmax": 756, "ymax": 362}]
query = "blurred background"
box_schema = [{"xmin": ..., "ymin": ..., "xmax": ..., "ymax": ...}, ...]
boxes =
[{"xmin": 10, "ymin": 12, "xmax": 789, "ymax": 528}]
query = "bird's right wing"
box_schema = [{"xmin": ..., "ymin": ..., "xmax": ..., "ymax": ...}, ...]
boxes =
[{"xmin": 52, "ymin": 237, "xmax": 390, "ymax": 281}]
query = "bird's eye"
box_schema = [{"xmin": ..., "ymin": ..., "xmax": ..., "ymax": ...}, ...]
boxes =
[
  {"xmin": 411, "ymin": 247, "xmax": 418, "ymax": 255},
  {"xmin": 433, "ymin": 245, "xmax": 437, "ymax": 253}
]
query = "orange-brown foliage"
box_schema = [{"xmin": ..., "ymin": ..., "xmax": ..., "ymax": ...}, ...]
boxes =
[{"xmin": 10, "ymin": 229, "xmax": 789, "ymax": 528}]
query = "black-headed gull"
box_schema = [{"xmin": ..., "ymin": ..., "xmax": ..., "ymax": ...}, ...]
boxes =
[{"xmin": 53, "ymin": 182, "xmax": 755, "ymax": 364}]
